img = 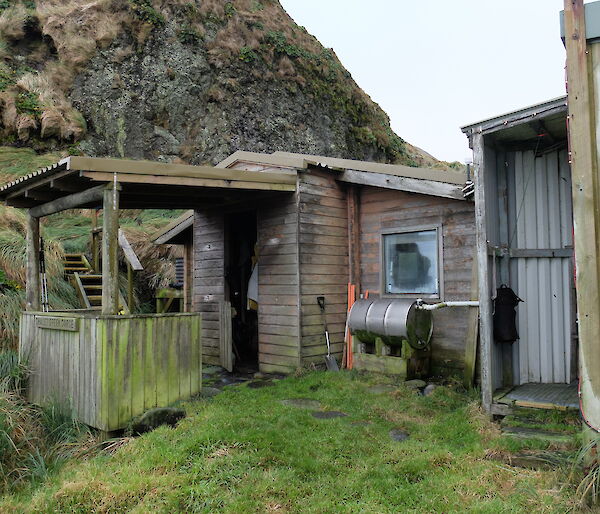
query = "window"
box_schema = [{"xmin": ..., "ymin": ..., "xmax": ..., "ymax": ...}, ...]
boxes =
[{"xmin": 382, "ymin": 228, "xmax": 441, "ymax": 297}]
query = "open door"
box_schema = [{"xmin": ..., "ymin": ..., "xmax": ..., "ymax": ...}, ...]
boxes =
[{"xmin": 223, "ymin": 211, "xmax": 259, "ymax": 373}]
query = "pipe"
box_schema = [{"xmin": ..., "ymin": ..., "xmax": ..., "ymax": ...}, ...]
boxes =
[{"xmin": 415, "ymin": 299, "xmax": 479, "ymax": 311}]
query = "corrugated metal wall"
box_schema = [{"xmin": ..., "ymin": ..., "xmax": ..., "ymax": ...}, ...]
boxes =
[
  {"xmin": 511, "ymin": 149, "xmax": 573, "ymax": 384},
  {"xmin": 488, "ymin": 148, "xmax": 574, "ymax": 386}
]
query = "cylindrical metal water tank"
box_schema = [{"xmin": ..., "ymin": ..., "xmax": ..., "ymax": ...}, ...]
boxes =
[{"xmin": 348, "ymin": 298, "xmax": 433, "ymax": 349}]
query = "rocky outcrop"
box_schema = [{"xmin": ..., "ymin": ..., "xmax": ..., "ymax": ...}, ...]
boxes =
[{"xmin": 0, "ymin": 0, "xmax": 435, "ymax": 167}]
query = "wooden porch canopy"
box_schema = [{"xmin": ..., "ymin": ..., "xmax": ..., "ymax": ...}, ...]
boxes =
[{"xmin": 0, "ymin": 156, "xmax": 297, "ymax": 315}]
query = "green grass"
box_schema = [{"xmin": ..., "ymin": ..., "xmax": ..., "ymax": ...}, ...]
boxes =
[{"xmin": 0, "ymin": 371, "xmax": 577, "ymax": 512}]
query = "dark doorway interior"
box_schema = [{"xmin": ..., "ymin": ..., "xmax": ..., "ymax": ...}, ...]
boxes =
[{"xmin": 225, "ymin": 211, "xmax": 259, "ymax": 373}]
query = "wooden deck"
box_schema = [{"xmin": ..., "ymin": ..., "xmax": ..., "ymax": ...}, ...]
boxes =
[
  {"xmin": 493, "ymin": 382, "xmax": 578, "ymax": 412},
  {"xmin": 20, "ymin": 311, "xmax": 202, "ymax": 431}
]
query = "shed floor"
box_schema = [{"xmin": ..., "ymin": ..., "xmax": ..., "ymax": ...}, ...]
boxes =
[{"xmin": 495, "ymin": 382, "xmax": 578, "ymax": 410}]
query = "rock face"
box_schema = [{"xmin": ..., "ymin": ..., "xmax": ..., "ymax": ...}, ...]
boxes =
[{"xmin": 0, "ymin": 1, "xmax": 440, "ymax": 167}]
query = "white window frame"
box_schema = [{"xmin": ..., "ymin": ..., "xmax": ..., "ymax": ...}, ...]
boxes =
[{"xmin": 380, "ymin": 224, "xmax": 444, "ymax": 300}]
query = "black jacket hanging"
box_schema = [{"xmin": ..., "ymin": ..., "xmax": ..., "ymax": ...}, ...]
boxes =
[{"xmin": 493, "ymin": 285, "xmax": 523, "ymax": 344}]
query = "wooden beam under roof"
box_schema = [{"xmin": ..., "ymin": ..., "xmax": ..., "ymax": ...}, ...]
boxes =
[
  {"xmin": 67, "ymin": 156, "xmax": 297, "ymax": 185},
  {"xmin": 336, "ymin": 169, "xmax": 466, "ymax": 200},
  {"xmin": 79, "ymin": 171, "xmax": 296, "ymax": 192}
]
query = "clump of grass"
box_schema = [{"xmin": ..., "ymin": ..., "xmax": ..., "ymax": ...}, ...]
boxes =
[
  {"xmin": 0, "ymin": 357, "xmax": 90, "ymax": 492},
  {"xmin": 177, "ymin": 25, "xmax": 203, "ymax": 45},
  {"xmin": 129, "ymin": 0, "xmax": 165, "ymax": 26}
]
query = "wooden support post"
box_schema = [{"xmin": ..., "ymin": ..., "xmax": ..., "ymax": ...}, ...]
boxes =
[
  {"xmin": 184, "ymin": 242, "xmax": 193, "ymax": 312},
  {"xmin": 127, "ymin": 262, "xmax": 134, "ymax": 313},
  {"xmin": 102, "ymin": 182, "xmax": 120, "ymax": 315},
  {"xmin": 564, "ymin": 0, "xmax": 600, "ymax": 437},
  {"xmin": 91, "ymin": 209, "xmax": 99, "ymax": 272},
  {"xmin": 347, "ymin": 185, "xmax": 361, "ymax": 292},
  {"xmin": 25, "ymin": 214, "xmax": 40, "ymax": 312},
  {"xmin": 473, "ymin": 132, "xmax": 494, "ymax": 413},
  {"xmin": 463, "ymin": 256, "xmax": 479, "ymax": 389}
]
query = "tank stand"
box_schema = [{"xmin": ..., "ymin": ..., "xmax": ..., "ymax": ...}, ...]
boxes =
[{"xmin": 353, "ymin": 337, "xmax": 429, "ymax": 378}]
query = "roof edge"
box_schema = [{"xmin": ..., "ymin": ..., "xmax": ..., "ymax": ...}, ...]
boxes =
[{"xmin": 461, "ymin": 96, "xmax": 568, "ymax": 136}]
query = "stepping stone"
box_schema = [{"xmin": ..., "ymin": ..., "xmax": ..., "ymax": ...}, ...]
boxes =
[
  {"xmin": 404, "ymin": 379, "xmax": 426, "ymax": 389},
  {"xmin": 368, "ymin": 384, "xmax": 397, "ymax": 394},
  {"xmin": 312, "ymin": 411, "xmax": 347, "ymax": 419},
  {"xmin": 389, "ymin": 428, "xmax": 410, "ymax": 442},
  {"xmin": 247, "ymin": 380, "xmax": 274, "ymax": 389},
  {"xmin": 350, "ymin": 420, "xmax": 373, "ymax": 427},
  {"xmin": 200, "ymin": 387, "xmax": 221, "ymax": 398},
  {"xmin": 423, "ymin": 384, "xmax": 437, "ymax": 396},
  {"xmin": 281, "ymin": 398, "xmax": 322, "ymax": 409}
]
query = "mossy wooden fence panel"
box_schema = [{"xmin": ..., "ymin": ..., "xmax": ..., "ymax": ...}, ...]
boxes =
[{"xmin": 20, "ymin": 312, "xmax": 202, "ymax": 431}]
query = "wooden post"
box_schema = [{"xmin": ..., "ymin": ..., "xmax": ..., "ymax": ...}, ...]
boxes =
[
  {"xmin": 25, "ymin": 214, "xmax": 40, "ymax": 312},
  {"xmin": 127, "ymin": 262, "xmax": 134, "ymax": 313},
  {"xmin": 347, "ymin": 185, "xmax": 361, "ymax": 292},
  {"xmin": 463, "ymin": 256, "xmax": 479, "ymax": 389},
  {"xmin": 102, "ymin": 182, "xmax": 120, "ymax": 315},
  {"xmin": 564, "ymin": 0, "xmax": 600, "ymax": 437},
  {"xmin": 91, "ymin": 209, "xmax": 100, "ymax": 272},
  {"xmin": 473, "ymin": 132, "xmax": 494, "ymax": 413}
]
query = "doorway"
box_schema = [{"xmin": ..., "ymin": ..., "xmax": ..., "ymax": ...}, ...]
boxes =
[{"xmin": 225, "ymin": 210, "xmax": 259, "ymax": 373}]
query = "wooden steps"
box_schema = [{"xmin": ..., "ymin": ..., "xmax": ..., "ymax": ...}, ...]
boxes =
[
  {"xmin": 70, "ymin": 270, "xmax": 130, "ymax": 313},
  {"xmin": 63, "ymin": 253, "xmax": 93, "ymax": 275},
  {"xmin": 499, "ymin": 406, "xmax": 579, "ymax": 449}
]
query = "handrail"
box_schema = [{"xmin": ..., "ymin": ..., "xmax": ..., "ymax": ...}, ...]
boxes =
[{"xmin": 117, "ymin": 229, "xmax": 143, "ymax": 271}]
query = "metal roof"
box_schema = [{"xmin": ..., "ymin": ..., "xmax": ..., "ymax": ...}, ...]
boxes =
[{"xmin": 461, "ymin": 96, "xmax": 568, "ymax": 137}]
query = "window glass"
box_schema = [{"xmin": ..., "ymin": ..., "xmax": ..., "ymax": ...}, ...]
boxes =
[{"xmin": 383, "ymin": 229, "xmax": 439, "ymax": 295}]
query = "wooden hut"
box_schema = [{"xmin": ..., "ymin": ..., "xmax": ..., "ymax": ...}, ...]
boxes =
[
  {"xmin": 0, "ymin": 156, "xmax": 298, "ymax": 431},
  {"xmin": 153, "ymin": 151, "xmax": 476, "ymax": 377},
  {"xmin": 462, "ymin": 97, "xmax": 578, "ymax": 414}
]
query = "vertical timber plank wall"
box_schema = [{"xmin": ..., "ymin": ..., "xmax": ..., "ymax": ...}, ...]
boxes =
[
  {"xmin": 20, "ymin": 312, "xmax": 202, "ymax": 431},
  {"xmin": 359, "ymin": 186, "xmax": 475, "ymax": 375},
  {"xmin": 192, "ymin": 210, "xmax": 225, "ymax": 366},
  {"xmin": 257, "ymin": 193, "xmax": 301, "ymax": 373},
  {"xmin": 298, "ymin": 169, "xmax": 349, "ymax": 366}
]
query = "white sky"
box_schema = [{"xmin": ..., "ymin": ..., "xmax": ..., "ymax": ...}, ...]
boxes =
[{"xmin": 280, "ymin": 0, "xmax": 569, "ymax": 163}]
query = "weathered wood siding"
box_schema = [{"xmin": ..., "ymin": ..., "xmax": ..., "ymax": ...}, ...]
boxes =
[
  {"xmin": 20, "ymin": 312, "xmax": 202, "ymax": 431},
  {"xmin": 257, "ymin": 194, "xmax": 301, "ymax": 373},
  {"xmin": 360, "ymin": 187, "xmax": 475, "ymax": 374},
  {"xmin": 298, "ymin": 169, "xmax": 349, "ymax": 365},
  {"xmin": 192, "ymin": 210, "xmax": 225, "ymax": 366}
]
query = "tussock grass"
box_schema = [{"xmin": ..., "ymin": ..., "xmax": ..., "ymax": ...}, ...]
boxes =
[
  {"xmin": 0, "ymin": 371, "xmax": 578, "ymax": 511},
  {"xmin": 0, "ymin": 354, "xmax": 91, "ymax": 492}
]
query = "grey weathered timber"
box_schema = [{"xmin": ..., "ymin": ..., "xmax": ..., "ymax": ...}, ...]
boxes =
[
  {"xmin": 25, "ymin": 214, "xmax": 40, "ymax": 311},
  {"xmin": 347, "ymin": 185, "xmax": 361, "ymax": 291},
  {"xmin": 463, "ymin": 257, "xmax": 479, "ymax": 388},
  {"xmin": 337, "ymin": 169, "xmax": 465, "ymax": 200},
  {"xmin": 298, "ymin": 169, "xmax": 348, "ymax": 367},
  {"xmin": 564, "ymin": 0, "xmax": 600, "ymax": 434},
  {"xmin": 28, "ymin": 185, "xmax": 105, "ymax": 218},
  {"xmin": 358, "ymin": 186, "xmax": 475, "ymax": 374},
  {"xmin": 118, "ymin": 229, "xmax": 143, "ymax": 271},
  {"xmin": 219, "ymin": 301, "xmax": 233, "ymax": 372},
  {"xmin": 102, "ymin": 183, "xmax": 120, "ymax": 315},
  {"xmin": 473, "ymin": 132, "xmax": 493, "ymax": 413},
  {"xmin": 20, "ymin": 311, "xmax": 202, "ymax": 431}
]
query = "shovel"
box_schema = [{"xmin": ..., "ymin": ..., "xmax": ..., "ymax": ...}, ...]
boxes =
[{"xmin": 317, "ymin": 296, "xmax": 339, "ymax": 371}]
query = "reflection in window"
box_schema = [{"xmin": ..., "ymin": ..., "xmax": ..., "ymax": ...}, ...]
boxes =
[{"xmin": 383, "ymin": 229, "xmax": 439, "ymax": 295}]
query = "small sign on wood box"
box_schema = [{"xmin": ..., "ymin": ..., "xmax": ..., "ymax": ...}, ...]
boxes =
[{"xmin": 35, "ymin": 316, "xmax": 79, "ymax": 332}]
